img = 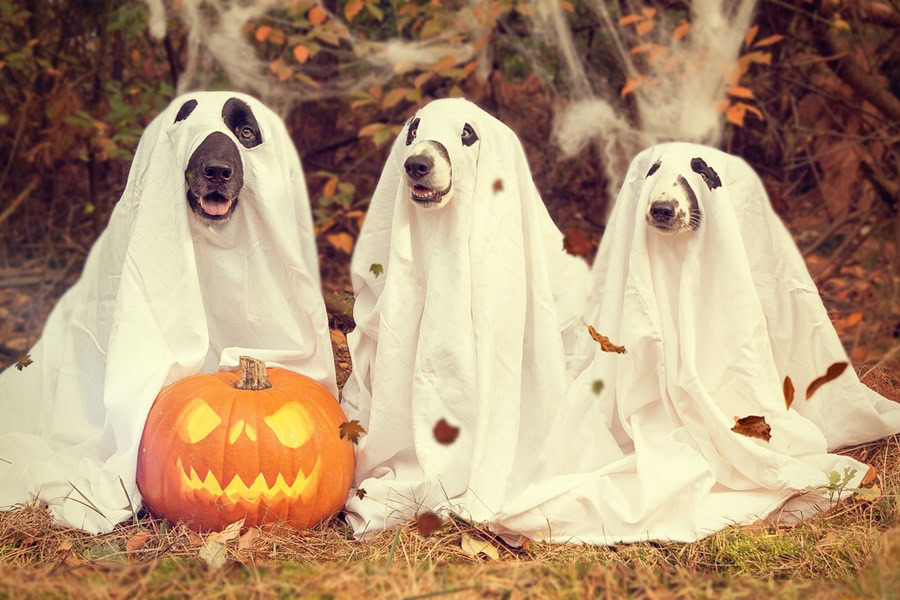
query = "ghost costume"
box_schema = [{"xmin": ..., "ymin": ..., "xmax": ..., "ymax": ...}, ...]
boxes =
[
  {"xmin": 341, "ymin": 98, "xmax": 589, "ymax": 536},
  {"xmin": 491, "ymin": 142, "xmax": 900, "ymax": 544},
  {"xmin": 0, "ymin": 92, "xmax": 336, "ymax": 533}
]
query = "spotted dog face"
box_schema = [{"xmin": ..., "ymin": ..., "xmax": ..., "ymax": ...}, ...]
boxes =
[
  {"xmin": 177, "ymin": 97, "xmax": 263, "ymax": 223},
  {"xmin": 644, "ymin": 156, "xmax": 721, "ymax": 234},
  {"xmin": 402, "ymin": 113, "xmax": 479, "ymax": 210}
]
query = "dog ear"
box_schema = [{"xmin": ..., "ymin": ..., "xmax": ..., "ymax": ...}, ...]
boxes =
[{"xmin": 691, "ymin": 157, "xmax": 722, "ymax": 190}]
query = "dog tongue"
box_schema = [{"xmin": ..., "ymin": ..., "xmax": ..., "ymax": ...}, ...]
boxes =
[{"xmin": 200, "ymin": 196, "xmax": 232, "ymax": 216}]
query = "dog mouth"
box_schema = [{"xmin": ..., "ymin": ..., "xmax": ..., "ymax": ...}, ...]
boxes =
[
  {"xmin": 188, "ymin": 190, "xmax": 237, "ymax": 220},
  {"xmin": 410, "ymin": 183, "xmax": 449, "ymax": 205}
]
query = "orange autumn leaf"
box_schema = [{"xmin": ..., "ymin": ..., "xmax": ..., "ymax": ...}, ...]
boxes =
[
  {"xmin": 308, "ymin": 5, "xmax": 327, "ymax": 26},
  {"xmin": 641, "ymin": 7, "xmax": 656, "ymax": 18},
  {"xmin": 254, "ymin": 25, "xmax": 272, "ymax": 42},
  {"xmin": 636, "ymin": 19, "xmax": 654, "ymax": 35},
  {"xmin": 618, "ymin": 14, "xmax": 643, "ymax": 26},
  {"xmin": 293, "ymin": 44, "xmax": 310, "ymax": 63},
  {"xmin": 621, "ymin": 77, "xmax": 642, "ymax": 97},
  {"xmin": 268, "ymin": 28, "xmax": 285, "ymax": 44},
  {"xmin": 559, "ymin": 0, "xmax": 575, "ymax": 12},
  {"xmin": 672, "ymin": 21, "xmax": 690, "ymax": 42},
  {"xmin": 754, "ymin": 34, "xmax": 785, "ymax": 48},
  {"xmin": 327, "ymin": 232, "xmax": 354, "ymax": 254},
  {"xmin": 732, "ymin": 415, "xmax": 771, "ymax": 442},
  {"xmin": 587, "ymin": 325, "xmax": 626, "ymax": 354},
  {"xmin": 725, "ymin": 102, "xmax": 747, "ymax": 126},
  {"xmin": 728, "ymin": 86, "xmax": 754, "ymax": 99},
  {"xmin": 844, "ymin": 312, "xmax": 863, "ymax": 327},
  {"xmin": 344, "ymin": 0, "xmax": 364, "ymax": 22},
  {"xmin": 744, "ymin": 24, "xmax": 759, "ymax": 48},
  {"xmin": 806, "ymin": 362, "xmax": 849, "ymax": 400},
  {"xmin": 381, "ymin": 88, "xmax": 407, "ymax": 109},
  {"xmin": 323, "ymin": 178, "xmax": 338, "ymax": 197}
]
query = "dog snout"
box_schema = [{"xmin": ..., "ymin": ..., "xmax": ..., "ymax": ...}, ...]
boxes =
[
  {"xmin": 203, "ymin": 160, "xmax": 233, "ymax": 182},
  {"xmin": 404, "ymin": 155, "xmax": 433, "ymax": 180},
  {"xmin": 649, "ymin": 200, "xmax": 676, "ymax": 223}
]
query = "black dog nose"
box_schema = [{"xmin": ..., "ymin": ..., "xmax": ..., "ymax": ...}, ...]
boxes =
[
  {"xmin": 650, "ymin": 201, "xmax": 676, "ymax": 222},
  {"xmin": 404, "ymin": 155, "xmax": 433, "ymax": 180},
  {"xmin": 203, "ymin": 161, "xmax": 233, "ymax": 182}
]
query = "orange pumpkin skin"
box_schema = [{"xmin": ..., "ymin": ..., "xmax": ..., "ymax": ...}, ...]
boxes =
[{"xmin": 136, "ymin": 362, "xmax": 354, "ymax": 532}]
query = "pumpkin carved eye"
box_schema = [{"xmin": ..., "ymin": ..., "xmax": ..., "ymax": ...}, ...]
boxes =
[
  {"xmin": 263, "ymin": 402, "xmax": 313, "ymax": 449},
  {"xmin": 176, "ymin": 397, "xmax": 222, "ymax": 444}
]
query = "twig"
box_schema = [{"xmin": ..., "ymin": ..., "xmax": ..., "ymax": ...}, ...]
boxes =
[{"xmin": 0, "ymin": 178, "xmax": 38, "ymax": 231}]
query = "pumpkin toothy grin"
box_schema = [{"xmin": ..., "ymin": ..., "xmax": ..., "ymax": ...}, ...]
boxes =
[{"xmin": 175, "ymin": 456, "xmax": 322, "ymax": 504}]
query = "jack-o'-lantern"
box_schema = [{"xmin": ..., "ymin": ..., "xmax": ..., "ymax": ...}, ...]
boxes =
[{"xmin": 136, "ymin": 356, "xmax": 354, "ymax": 531}]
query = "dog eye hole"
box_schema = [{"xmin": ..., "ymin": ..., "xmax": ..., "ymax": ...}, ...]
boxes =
[
  {"xmin": 174, "ymin": 99, "xmax": 198, "ymax": 123},
  {"xmin": 690, "ymin": 157, "xmax": 722, "ymax": 190},
  {"xmin": 646, "ymin": 160, "xmax": 661, "ymax": 177},
  {"xmin": 406, "ymin": 118, "xmax": 420, "ymax": 146},
  {"xmin": 240, "ymin": 126, "xmax": 255, "ymax": 140},
  {"xmin": 461, "ymin": 123, "xmax": 478, "ymax": 147}
]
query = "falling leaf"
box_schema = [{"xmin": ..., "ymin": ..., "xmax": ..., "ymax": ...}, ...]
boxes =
[
  {"xmin": 415, "ymin": 512, "xmax": 443, "ymax": 537},
  {"xmin": 592, "ymin": 380, "xmax": 604, "ymax": 395},
  {"xmin": 783, "ymin": 375, "xmax": 795, "ymax": 410},
  {"xmin": 199, "ymin": 540, "xmax": 227, "ymax": 570},
  {"xmin": 731, "ymin": 415, "xmax": 771, "ymax": 442},
  {"xmin": 492, "ymin": 179, "xmax": 503, "ymax": 193},
  {"xmin": 308, "ymin": 5, "xmax": 327, "ymax": 26},
  {"xmin": 370, "ymin": 263, "xmax": 384, "ymax": 278},
  {"xmin": 672, "ymin": 21, "xmax": 690, "ymax": 41},
  {"xmin": 743, "ymin": 24, "xmax": 758, "ymax": 48},
  {"xmin": 806, "ymin": 362, "xmax": 849, "ymax": 400},
  {"xmin": 238, "ymin": 527, "xmax": 261, "ymax": 550},
  {"xmin": 355, "ymin": 488, "xmax": 367, "ymax": 500},
  {"xmin": 433, "ymin": 418, "xmax": 460, "ymax": 445},
  {"xmin": 254, "ymin": 25, "xmax": 272, "ymax": 42},
  {"xmin": 754, "ymin": 34, "xmax": 784, "ymax": 47},
  {"xmin": 207, "ymin": 518, "xmax": 244, "ymax": 544},
  {"xmin": 587, "ymin": 325, "xmax": 626, "ymax": 354},
  {"xmin": 344, "ymin": 0, "xmax": 364, "ymax": 21},
  {"xmin": 326, "ymin": 232, "xmax": 354, "ymax": 254},
  {"xmin": 125, "ymin": 530, "xmax": 151, "ymax": 552},
  {"xmin": 293, "ymin": 44, "xmax": 310, "ymax": 63},
  {"xmin": 563, "ymin": 226, "xmax": 592, "ymax": 257},
  {"xmin": 339, "ymin": 420, "xmax": 366, "ymax": 444},
  {"xmin": 15, "ymin": 354, "xmax": 33, "ymax": 371},
  {"xmin": 461, "ymin": 533, "xmax": 500, "ymax": 560}
]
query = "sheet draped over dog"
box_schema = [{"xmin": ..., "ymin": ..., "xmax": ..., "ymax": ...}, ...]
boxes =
[
  {"xmin": 0, "ymin": 92, "xmax": 336, "ymax": 533},
  {"xmin": 342, "ymin": 98, "xmax": 589, "ymax": 536},
  {"xmin": 491, "ymin": 142, "xmax": 900, "ymax": 544}
]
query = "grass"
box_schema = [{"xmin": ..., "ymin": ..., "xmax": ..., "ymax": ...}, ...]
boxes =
[{"xmin": 0, "ymin": 430, "xmax": 897, "ymax": 598}]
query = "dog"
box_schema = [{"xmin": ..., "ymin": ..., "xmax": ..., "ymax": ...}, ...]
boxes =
[
  {"xmin": 402, "ymin": 113, "xmax": 479, "ymax": 210},
  {"xmin": 644, "ymin": 155, "xmax": 722, "ymax": 234},
  {"xmin": 179, "ymin": 97, "xmax": 263, "ymax": 223}
]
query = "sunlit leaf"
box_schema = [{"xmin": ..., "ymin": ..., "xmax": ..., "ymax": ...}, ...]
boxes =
[
  {"xmin": 382, "ymin": 88, "xmax": 408, "ymax": 109},
  {"xmin": 254, "ymin": 25, "xmax": 272, "ymax": 42},
  {"xmin": 725, "ymin": 102, "xmax": 747, "ymax": 126},
  {"xmin": 293, "ymin": 44, "xmax": 310, "ymax": 64},
  {"xmin": 308, "ymin": 5, "xmax": 327, "ymax": 26},
  {"xmin": 618, "ymin": 14, "xmax": 643, "ymax": 26},
  {"xmin": 621, "ymin": 77, "xmax": 642, "ymax": 97},
  {"xmin": 461, "ymin": 534, "xmax": 499, "ymax": 560},
  {"xmin": 744, "ymin": 24, "xmax": 758, "ymax": 48},
  {"xmin": 728, "ymin": 86, "xmax": 754, "ymax": 99},
  {"xmin": 636, "ymin": 19, "xmax": 654, "ymax": 35},
  {"xmin": 344, "ymin": 0, "xmax": 364, "ymax": 22},
  {"xmin": 326, "ymin": 232, "xmax": 354, "ymax": 254},
  {"xmin": 641, "ymin": 7, "xmax": 656, "ymax": 18}
]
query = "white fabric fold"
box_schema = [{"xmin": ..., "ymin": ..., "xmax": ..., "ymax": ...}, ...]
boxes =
[
  {"xmin": 0, "ymin": 92, "xmax": 336, "ymax": 533},
  {"xmin": 342, "ymin": 98, "xmax": 589, "ymax": 537},
  {"xmin": 491, "ymin": 142, "xmax": 900, "ymax": 544}
]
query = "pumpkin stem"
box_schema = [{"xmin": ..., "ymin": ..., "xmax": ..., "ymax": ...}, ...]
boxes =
[{"xmin": 234, "ymin": 356, "xmax": 272, "ymax": 390}]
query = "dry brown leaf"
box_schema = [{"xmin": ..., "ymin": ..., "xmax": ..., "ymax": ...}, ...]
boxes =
[
  {"xmin": 731, "ymin": 415, "xmax": 771, "ymax": 442},
  {"xmin": 355, "ymin": 488, "xmax": 367, "ymax": 500},
  {"xmin": 238, "ymin": 527, "xmax": 261, "ymax": 550},
  {"xmin": 339, "ymin": 420, "xmax": 366, "ymax": 444},
  {"xmin": 806, "ymin": 362, "xmax": 849, "ymax": 400},
  {"xmin": 433, "ymin": 418, "xmax": 460, "ymax": 445},
  {"xmin": 461, "ymin": 533, "xmax": 500, "ymax": 560},
  {"xmin": 125, "ymin": 530, "xmax": 151, "ymax": 552},
  {"xmin": 563, "ymin": 226, "xmax": 592, "ymax": 257},
  {"xmin": 326, "ymin": 233, "xmax": 354, "ymax": 254},
  {"xmin": 207, "ymin": 518, "xmax": 244, "ymax": 544},
  {"xmin": 587, "ymin": 325, "xmax": 626, "ymax": 354},
  {"xmin": 493, "ymin": 179, "xmax": 503, "ymax": 193},
  {"xmin": 15, "ymin": 354, "xmax": 33, "ymax": 371},
  {"xmin": 861, "ymin": 464, "xmax": 877, "ymax": 486},
  {"xmin": 330, "ymin": 329, "xmax": 347, "ymax": 346},
  {"xmin": 415, "ymin": 512, "xmax": 443, "ymax": 537},
  {"xmin": 56, "ymin": 539, "xmax": 73, "ymax": 552},
  {"xmin": 783, "ymin": 375, "xmax": 795, "ymax": 410}
]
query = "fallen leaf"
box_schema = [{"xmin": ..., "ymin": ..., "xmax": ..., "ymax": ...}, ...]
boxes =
[
  {"xmin": 672, "ymin": 21, "xmax": 690, "ymax": 41},
  {"xmin": 125, "ymin": 530, "xmax": 151, "ymax": 552},
  {"xmin": 861, "ymin": 465, "xmax": 877, "ymax": 486},
  {"xmin": 326, "ymin": 232, "xmax": 354, "ymax": 254},
  {"xmin": 56, "ymin": 540, "xmax": 73, "ymax": 552},
  {"xmin": 844, "ymin": 312, "xmax": 863, "ymax": 328},
  {"xmin": 15, "ymin": 354, "xmax": 33, "ymax": 371},
  {"xmin": 563, "ymin": 226, "xmax": 592, "ymax": 257},
  {"xmin": 731, "ymin": 415, "xmax": 771, "ymax": 442},
  {"xmin": 293, "ymin": 44, "xmax": 310, "ymax": 63},
  {"xmin": 783, "ymin": 375, "xmax": 795, "ymax": 410},
  {"xmin": 636, "ymin": 19, "xmax": 654, "ymax": 35},
  {"xmin": 370, "ymin": 263, "xmax": 384, "ymax": 278},
  {"xmin": 339, "ymin": 420, "xmax": 366, "ymax": 444},
  {"xmin": 492, "ymin": 179, "xmax": 503, "ymax": 193},
  {"xmin": 198, "ymin": 540, "xmax": 227, "ymax": 570},
  {"xmin": 308, "ymin": 5, "xmax": 327, "ymax": 26},
  {"xmin": 433, "ymin": 418, "xmax": 460, "ymax": 445},
  {"xmin": 592, "ymin": 380, "xmax": 604, "ymax": 395},
  {"xmin": 587, "ymin": 325, "xmax": 626, "ymax": 354},
  {"xmin": 415, "ymin": 512, "xmax": 443, "ymax": 537},
  {"xmin": 856, "ymin": 484, "xmax": 881, "ymax": 502},
  {"xmin": 207, "ymin": 518, "xmax": 244, "ymax": 544},
  {"xmin": 344, "ymin": 0, "xmax": 363, "ymax": 22},
  {"xmin": 806, "ymin": 362, "xmax": 849, "ymax": 400},
  {"xmin": 238, "ymin": 527, "xmax": 261, "ymax": 550},
  {"xmin": 358, "ymin": 122, "xmax": 386, "ymax": 137},
  {"xmin": 330, "ymin": 329, "xmax": 346, "ymax": 345},
  {"xmin": 254, "ymin": 25, "xmax": 272, "ymax": 42},
  {"xmin": 355, "ymin": 488, "xmax": 367, "ymax": 500},
  {"xmin": 461, "ymin": 533, "xmax": 499, "ymax": 560}
]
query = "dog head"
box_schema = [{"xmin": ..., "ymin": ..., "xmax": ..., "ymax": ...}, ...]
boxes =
[
  {"xmin": 644, "ymin": 152, "xmax": 722, "ymax": 235},
  {"xmin": 401, "ymin": 100, "xmax": 481, "ymax": 210},
  {"xmin": 174, "ymin": 97, "xmax": 264, "ymax": 224}
]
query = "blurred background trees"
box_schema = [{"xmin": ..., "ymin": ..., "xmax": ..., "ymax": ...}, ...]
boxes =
[{"xmin": 0, "ymin": 0, "xmax": 897, "ymax": 375}]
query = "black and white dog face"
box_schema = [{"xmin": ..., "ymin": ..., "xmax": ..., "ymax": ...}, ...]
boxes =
[
  {"xmin": 644, "ymin": 154, "xmax": 722, "ymax": 235},
  {"xmin": 175, "ymin": 97, "xmax": 263, "ymax": 223},
  {"xmin": 402, "ymin": 104, "xmax": 480, "ymax": 210}
]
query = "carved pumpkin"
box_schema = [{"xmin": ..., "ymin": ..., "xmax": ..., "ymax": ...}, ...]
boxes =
[{"xmin": 136, "ymin": 356, "xmax": 354, "ymax": 531}]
